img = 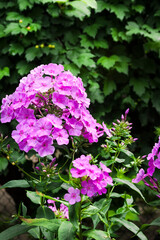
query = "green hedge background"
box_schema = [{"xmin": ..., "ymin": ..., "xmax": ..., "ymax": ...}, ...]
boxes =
[{"xmin": 0, "ymin": 0, "xmax": 160, "ymax": 154}]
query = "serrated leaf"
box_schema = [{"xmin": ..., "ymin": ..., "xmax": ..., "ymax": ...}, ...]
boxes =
[
  {"xmin": 17, "ymin": 0, "xmax": 33, "ymax": 10},
  {"xmin": 126, "ymin": 21, "xmax": 140, "ymax": 36},
  {"xmin": 109, "ymin": 4, "xmax": 129, "ymax": 20},
  {"xmin": 0, "ymin": 180, "xmax": 30, "ymax": 189},
  {"xmin": 64, "ymin": 63, "xmax": 80, "ymax": 75},
  {"xmin": 114, "ymin": 56, "xmax": 130, "ymax": 75},
  {"xmin": 132, "ymin": 5, "xmax": 145, "ymax": 13},
  {"xmin": 130, "ymin": 78, "xmax": 149, "ymax": 97},
  {"xmin": 58, "ymin": 221, "xmax": 76, "ymax": 240},
  {"xmin": 151, "ymin": 91, "xmax": 160, "ymax": 112},
  {"xmin": 88, "ymin": 80, "xmax": 104, "ymax": 103},
  {"xmin": 97, "ymin": 55, "xmax": 120, "ymax": 69},
  {"xmin": 74, "ymin": 52, "xmax": 95, "ymax": 68},
  {"xmin": 9, "ymin": 43, "xmax": 24, "ymax": 56},
  {"xmin": 83, "ymin": 229, "xmax": 110, "ymax": 239},
  {"xmin": 16, "ymin": 60, "xmax": 33, "ymax": 75},
  {"xmin": 0, "ymin": 67, "xmax": 10, "ymax": 80},
  {"xmin": 65, "ymin": 1, "xmax": 91, "ymax": 20},
  {"xmin": 80, "ymin": 35, "xmax": 94, "ymax": 49},
  {"xmin": 0, "ymin": 224, "xmax": 34, "ymax": 240},
  {"xmin": 111, "ymin": 218, "xmax": 147, "ymax": 240},
  {"xmin": 82, "ymin": 0, "xmax": 97, "ymax": 9},
  {"xmin": 25, "ymin": 47, "xmax": 43, "ymax": 61},
  {"xmin": 103, "ymin": 78, "xmax": 117, "ymax": 96},
  {"xmin": 94, "ymin": 39, "xmax": 108, "ymax": 49},
  {"xmin": 84, "ymin": 23, "xmax": 100, "ymax": 38},
  {"xmin": 5, "ymin": 23, "xmax": 21, "ymax": 35}
]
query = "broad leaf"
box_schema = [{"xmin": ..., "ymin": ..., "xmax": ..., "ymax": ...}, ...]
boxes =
[
  {"xmin": 0, "ymin": 224, "xmax": 34, "ymax": 240},
  {"xmin": 26, "ymin": 191, "xmax": 41, "ymax": 204},
  {"xmin": 83, "ymin": 229, "xmax": 110, "ymax": 240},
  {"xmin": 0, "ymin": 180, "xmax": 30, "ymax": 189},
  {"xmin": 58, "ymin": 221, "xmax": 76, "ymax": 240}
]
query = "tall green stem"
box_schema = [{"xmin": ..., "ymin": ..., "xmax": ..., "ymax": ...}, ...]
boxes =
[{"xmin": 78, "ymin": 198, "xmax": 83, "ymax": 240}]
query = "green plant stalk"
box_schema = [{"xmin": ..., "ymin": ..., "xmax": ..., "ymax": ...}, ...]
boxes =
[{"xmin": 78, "ymin": 197, "xmax": 83, "ymax": 240}]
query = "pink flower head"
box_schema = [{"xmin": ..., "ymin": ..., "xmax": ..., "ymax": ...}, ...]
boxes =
[
  {"xmin": 132, "ymin": 169, "xmax": 147, "ymax": 183},
  {"xmin": 64, "ymin": 187, "xmax": 81, "ymax": 205},
  {"xmin": 81, "ymin": 180, "xmax": 97, "ymax": 197}
]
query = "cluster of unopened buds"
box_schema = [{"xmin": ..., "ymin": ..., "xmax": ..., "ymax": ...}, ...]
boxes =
[
  {"xmin": 132, "ymin": 136, "xmax": 160, "ymax": 197},
  {"xmin": 64, "ymin": 155, "xmax": 113, "ymax": 205},
  {"xmin": 35, "ymin": 157, "xmax": 57, "ymax": 178},
  {"xmin": 0, "ymin": 63, "xmax": 110, "ymax": 157}
]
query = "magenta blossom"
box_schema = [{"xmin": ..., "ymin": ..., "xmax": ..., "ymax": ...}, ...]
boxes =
[{"xmin": 64, "ymin": 187, "xmax": 81, "ymax": 205}]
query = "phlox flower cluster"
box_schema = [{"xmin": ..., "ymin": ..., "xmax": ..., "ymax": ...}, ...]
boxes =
[
  {"xmin": 47, "ymin": 199, "xmax": 69, "ymax": 219},
  {"xmin": 0, "ymin": 63, "xmax": 104, "ymax": 157},
  {"xmin": 132, "ymin": 137, "xmax": 160, "ymax": 197},
  {"xmin": 64, "ymin": 155, "xmax": 113, "ymax": 205}
]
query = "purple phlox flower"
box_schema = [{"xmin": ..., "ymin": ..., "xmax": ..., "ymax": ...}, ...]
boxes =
[
  {"xmin": 49, "ymin": 157, "xmax": 56, "ymax": 168},
  {"xmin": 16, "ymin": 107, "xmax": 35, "ymax": 123},
  {"xmin": 147, "ymin": 159, "xmax": 155, "ymax": 176},
  {"xmin": 64, "ymin": 117, "xmax": 83, "ymax": 136},
  {"xmin": 35, "ymin": 117, "xmax": 52, "ymax": 137},
  {"xmin": 42, "ymin": 63, "xmax": 64, "ymax": 76},
  {"xmin": 0, "ymin": 106, "xmax": 14, "ymax": 123},
  {"xmin": 11, "ymin": 92, "xmax": 29, "ymax": 109},
  {"xmin": 153, "ymin": 152, "xmax": 160, "ymax": 169},
  {"xmin": 11, "ymin": 123, "xmax": 29, "ymax": 143},
  {"xmin": 70, "ymin": 168, "xmax": 86, "ymax": 178},
  {"xmin": 46, "ymin": 114, "xmax": 62, "ymax": 129},
  {"xmin": 59, "ymin": 203, "xmax": 69, "ymax": 219},
  {"xmin": 52, "ymin": 92, "xmax": 69, "ymax": 109},
  {"xmin": 102, "ymin": 122, "xmax": 112, "ymax": 138},
  {"xmin": 132, "ymin": 168, "xmax": 147, "ymax": 183},
  {"xmin": 81, "ymin": 180, "xmax": 97, "ymax": 197},
  {"xmin": 72, "ymin": 155, "xmax": 91, "ymax": 170},
  {"xmin": 52, "ymin": 128, "xmax": 69, "ymax": 145},
  {"xmin": 100, "ymin": 162, "xmax": 112, "ymax": 173},
  {"xmin": 35, "ymin": 136, "xmax": 55, "ymax": 157},
  {"xmin": 86, "ymin": 164, "xmax": 101, "ymax": 180},
  {"xmin": 92, "ymin": 174, "xmax": 107, "ymax": 195},
  {"xmin": 64, "ymin": 187, "xmax": 81, "ymax": 205},
  {"xmin": 33, "ymin": 76, "xmax": 53, "ymax": 92}
]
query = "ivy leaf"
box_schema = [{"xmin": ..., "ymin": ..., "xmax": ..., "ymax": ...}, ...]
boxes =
[
  {"xmin": 114, "ymin": 56, "xmax": 130, "ymax": 75},
  {"xmin": 96, "ymin": 1, "xmax": 109, "ymax": 13},
  {"xmin": 64, "ymin": 63, "xmax": 80, "ymax": 75},
  {"xmin": 103, "ymin": 78, "xmax": 117, "ymax": 96},
  {"xmin": 94, "ymin": 39, "xmax": 109, "ymax": 49},
  {"xmin": 132, "ymin": 5, "xmax": 145, "ymax": 13},
  {"xmin": 130, "ymin": 78, "xmax": 149, "ymax": 97},
  {"xmin": 74, "ymin": 52, "xmax": 95, "ymax": 68},
  {"xmin": 126, "ymin": 22, "xmax": 140, "ymax": 36},
  {"xmin": 97, "ymin": 55, "xmax": 120, "ymax": 69}
]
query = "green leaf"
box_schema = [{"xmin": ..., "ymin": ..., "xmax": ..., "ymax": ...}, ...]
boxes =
[
  {"xmin": 5, "ymin": 23, "xmax": 21, "ymax": 35},
  {"xmin": 132, "ymin": 5, "xmax": 145, "ymax": 13},
  {"xmin": 114, "ymin": 178, "xmax": 146, "ymax": 202},
  {"xmin": 74, "ymin": 52, "xmax": 95, "ymax": 68},
  {"xmin": 126, "ymin": 21, "xmax": 140, "ymax": 36},
  {"xmin": 84, "ymin": 24, "xmax": 100, "ymax": 38},
  {"xmin": 0, "ymin": 180, "xmax": 30, "ymax": 189},
  {"xmin": 94, "ymin": 39, "xmax": 109, "ymax": 49},
  {"xmin": 103, "ymin": 78, "xmax": 117, "ymax": 96},
  {"xmin": 151, "ymin": 91, "xmax": 160, "ymax": 113},
  {"xmin": 82, "ymin": 205, "xmax": 100, "ymax": 219},
  {"xmin": 17, "ymin": 0, "xmax": 33, "ymax": 10},
  {"xmin": 88, "ymin": 81, "xmax": 104, "ymax": 103},
  {"xmin": 9, "ymin": 43, "xmax": 24, "ymax": 56},
  {"xmin": 120, "ymin": 149, "xmax": 134, "ymax": 158},
  {"xmin": 64, "ymin": 63, "xmax": 80, "ymax": 76},
  {"xmin": 0, "ymin": 67, "xmax": 10, "ymax": 80},
  {"xmin": 97, "ymin": 55, "xmax": 120, "ymax": 69},
  {"xmin": 0, "ymin": 24, "xmax": 5, "ymax": 38},
  {"xmin": 82, "ymin": 0, "xmax": 97, "ymax": 9},
  {"xmin": 80, "ymin": 35, "xmax": 94, "ymax": 49},
  {"xmin": 26, "ymin": 191, "xmax": 41, "ymax": 204},
  {"xmin": 83, "ymin": 229, "xmax": 110, "ymax": 240},
  {"xmin": 0, "ymin": 224, "xmax": 34, "ymax": 240},
  {"xmin": 20, "ymin": 217, "xmax": 61, "ymax": 232},
  {"xmin": 0, "ymin": 157, "xmax": 8, "ymax": 171},
  {"xmin": 58, "ymin": 221, "xmax": 76, "ymax": 240},
  {"xmin": 25, "ymin": 47, "xmax": 43, "ymax": 61},
  {"xmin": 16, "ymin": 60, "xmax": 33, "ymax": 75},
  {"xmin": 36, "ymin": 206, "xmax": 55, "ymax": 219},
  {"xmin": 109, "ymin": 4, "xmax": 129, "ymax": 20},
  {"xmin": 65, "ymin": 1, "xmax": 91, "ymax": 20},
  {"xmin": 111, "ymin": 218, "xmax": 148, "ymax": 240},
  {"xmin": 69, "ymin": 202, "xmax": 80, "ymax": 229},
  {"xmin": 130, "ymin": 78, "xmax": 149, "ymax": 97},
  {"xmin": 114, "ymin": 56, "xmax": 130, "ymax": 75}
]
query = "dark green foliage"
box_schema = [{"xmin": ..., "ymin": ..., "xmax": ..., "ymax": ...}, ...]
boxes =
[{"xmin": 0, "ymin": 0, "xmax": 160, "ymax": 152}]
